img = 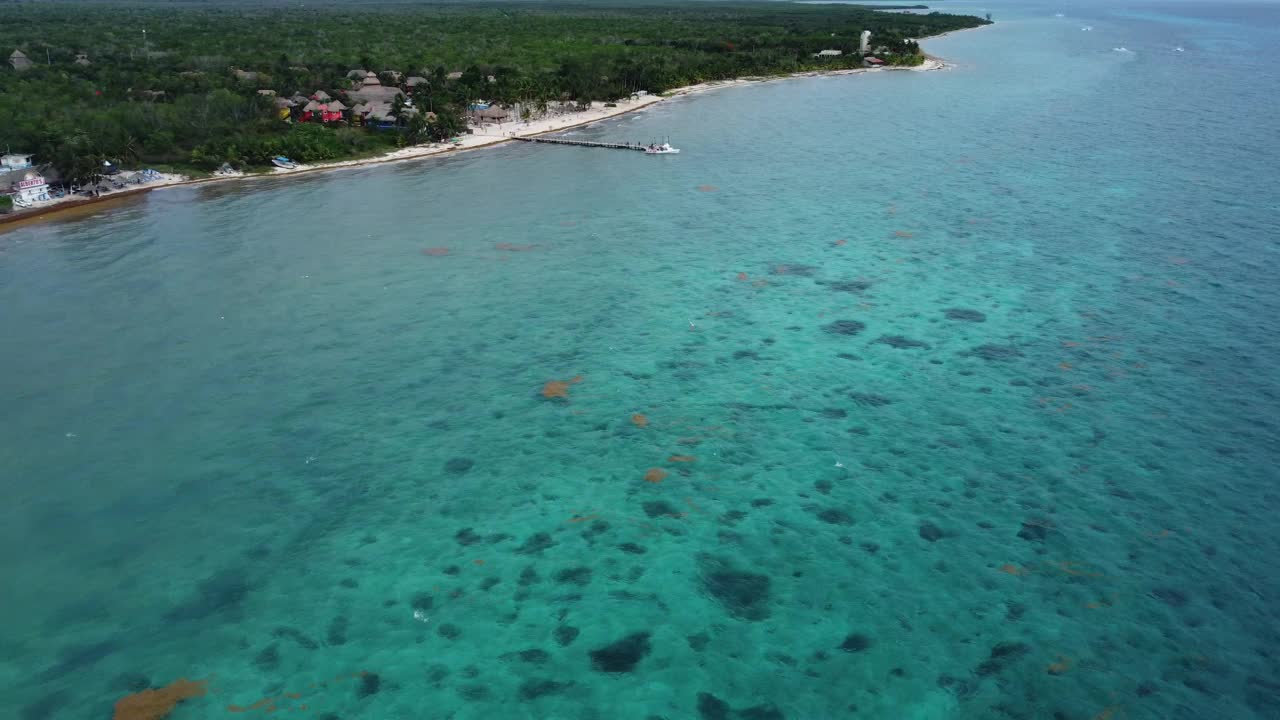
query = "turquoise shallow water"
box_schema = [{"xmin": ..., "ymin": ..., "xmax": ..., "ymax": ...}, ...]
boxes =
[{"xmin": 3, "ymin": 1, "xmax": 1280, "ymax": 718}]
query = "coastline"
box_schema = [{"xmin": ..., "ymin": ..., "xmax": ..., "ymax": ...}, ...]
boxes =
[{"xmin": 0, "ymin": 53, "xmax": 961, "ymax": 230}]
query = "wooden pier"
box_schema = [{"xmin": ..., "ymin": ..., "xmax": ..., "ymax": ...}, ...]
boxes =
[{"xmin": 512, "ymin": 136, "xmax": 648, "ymax": 152}]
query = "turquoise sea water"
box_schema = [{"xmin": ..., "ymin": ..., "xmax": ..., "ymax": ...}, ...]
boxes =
[{"xmin": 3, "ymin": 1, "xmax": 1279, "ymax": 718}]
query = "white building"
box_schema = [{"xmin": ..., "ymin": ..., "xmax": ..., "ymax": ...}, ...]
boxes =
[
  {"xmin": 1, "ymin": 153, "xmax": 34, "ymax": 170},
  {"xmin": 10, "ymin": 172, "xmax": 50, "ymax": 205},
  {"xmin": 860, "ymin": 31, "xmax": 872, "ymax": 55}
]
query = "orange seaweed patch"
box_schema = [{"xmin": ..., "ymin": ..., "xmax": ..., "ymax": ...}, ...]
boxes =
[
  {"xmin": 1145, "ymin": 528, "xmax": 1172, "ymax": 539},
  {"xmin": 1167, "ymin": 256, "xmax": 1190, "ymax": 265},
  {"xmin": 893, "ymin": 230, "xmax": 914, "ymax": 238},
  {"xmin": 1056, "ymin": 561, "xmax": 1104, "ymax": 578},
  {"xmin": 473, "ymin": 559, "xmax": 485, "ymax": 565},
  {"xmin": 631, "ymin": 414, "xmax": 649, "ymax": 428},
  {"xmin": 1084, "ymin": 594, "xmax": 1118, "ymax": 609},
  {"xmin": 833, "ymin": 239, "xmax": 848, "ymax": 246},
  {"xmin": 541, "ymin": 376, "xmax": 583, "ymax": 398},
  {"xmin": 644, "ymin": 468, "xmax": 668, "ymax": 483},
  {"xmin": 998, "ymin": 564, "xmax": 1030, "ymax": 576},
  {"xmin": 422, "ymin": 247, "xmax": 450, "ymax": 256},
  {"xmin": 227, "ymin": 696, "xmax": 278, "ymax": 714},
  {"xmin": 668, "ymin": 455, "xmax": 696, "ymax": 463},
  {"xmin": 1059, "ymin": 362, "xmax": 1073, "ymax": 370},
  {"xmin": 736, "ymin": 272, "xmax": 749, "ymax": 281},
  {"xmin": 697, "ymin": 184, "xmax": 719, "ymax": 192},
  {"xmin": 1094, "ymin": 704, "xmax": 1122, "ymax": 720},
  {"xmin": 115, "ymin": 678, "xmax": 207, "ymax": 720},
  {"xmin": 1047, "ymin": 656, "xmax": 1073, "ymax": 675}
]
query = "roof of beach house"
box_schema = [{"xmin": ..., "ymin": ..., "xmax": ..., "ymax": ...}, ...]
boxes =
[
  {"xmin": 348, "ymin": 83, "xmax": 403, "ymax": 104},
  {"xmin": 363, "ymin": 71, "xmax": 381, "ymax": 86},
  {"xmin": 406, "ymin": 76, "xmax": 429, "ymax": 87},
  {"xmin": 312, "ymin": 90, "xmax": 332, "ymax": 101}
]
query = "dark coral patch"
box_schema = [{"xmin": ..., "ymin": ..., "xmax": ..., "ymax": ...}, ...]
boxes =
[
  {"xmin": 839, "ymin": 633, "xmax": 874, "ymax": 652},
  {"xmin": 816, "ymin": 508, "xmax": 854, "ymax": 525},
  {"xmin": 519, "ymin": 679, "xmax": 572, "ymax": 700},
  {"xmin": 516, "ymin": 532, "xmax": 556, "ymax": 554},
  {"xmin": 643, "ymin": 500, "xmax": 681, "ymax": 518},
  {"xmin": 589, "ymin": 632, "xmax": 652, "ymax": 673},
  {"xmin": 975, "ymin": 642, "xmax": 1030, "ymax": 676},
  {"xmin": 944, "ymin": 308, "xmax": 986, "ymax": 322},
  {"xmin": 1017, "ymin": 522, "xmax": 1048, "ymax": 542},
  {"xmin": 1151, "ymin": 587, "xmax": 1190, "ymax": 607},
  {"xmin": 554, "ymin": 567, "xmax": 593, "ymax": 586},
  {"xmin": 518, "ymin": 565, "xmax": 540, "ymax": 586},
  {"xmin": 554, "ymin": 625, "xmax": 580, "ymax": 647},
  {"xmin": 822, "ymin": 279, "xmax": 875, "ymax": 293},
  {"xmin": 444, "ymin": 457, "xmax": 475, "ymax": 474},
  {"xmin": 918, "ymin": 523, "xmax": 945, "ymax": 542},
  {"xmin": 823, "ymin": 320, "xmax": 866, "ymax": 336},
  {"xmin": 964, "ymin": 344, "xmax": 1024, "ymax": 361},
  {"xmin": 875, "ymin": 335, "xmax": 931, "ymax": 350},
  {"xmin": 849, "ymin": 392, "xmax": 892, "ymax": 407},
  {"xmin": 698, "ymin": 692, "xmax": 732, "ymax": 720},
  {"xmin": 505, "ymin": 648, "xmax": 551, "ymax": 664},
  {"xmin": 769, "ymin": 263, "xmax": 819, "ymax": 277},
  {"xmin": 698, "ymin": 554, "xmax": 771, "ymax": 621},
  {"xmin": 357, "ymin": 672, "xmax": 381, "ymax": 698}
]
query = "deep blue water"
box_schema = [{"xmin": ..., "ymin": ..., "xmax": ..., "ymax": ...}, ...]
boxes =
[{"xmin": 2, "ymin": 1, "xmax": 1278, "ymax": 718}]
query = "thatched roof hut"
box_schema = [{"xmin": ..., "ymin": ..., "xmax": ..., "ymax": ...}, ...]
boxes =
[
  {"xmin": 9, "ymin": 49, "xmax": 33, "ymax": 72},
  {"xmin": 477, "ymin": 105, "xmax": 510, "ymax": 121}
]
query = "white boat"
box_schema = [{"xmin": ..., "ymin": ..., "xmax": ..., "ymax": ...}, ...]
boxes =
[{"xmin": 645, "ymin": 142, "xmax": 680, "ymax": 155}]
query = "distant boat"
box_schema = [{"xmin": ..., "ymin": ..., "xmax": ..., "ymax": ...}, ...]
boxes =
[
  {"xmin": 1081, "ymin": 26, "xmax": 1093, "ymax": 31},
  {"xmin": 1113, "ymin": 47, "xmax": 1133, "ymax": 53},
  {"xmin": 1054, "ymin": 13, "xmax": 1065, "ymax": 18},
  {"xmin": 1175, "ymin": 46, "xmax": 1185, "ymax": 52},
  {"xmin": 645, "ymin": 142, "xmax": 680, "ymax": 155},
  {"xmin": 272, "ymin": 156, "xmax": 296, "ymax": 169}
]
